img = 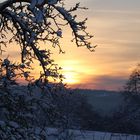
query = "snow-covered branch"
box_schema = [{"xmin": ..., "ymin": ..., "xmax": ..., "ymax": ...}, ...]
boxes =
[{"xmin": 0, "ymin": 0, "xmax": 95, "ymax": 84}]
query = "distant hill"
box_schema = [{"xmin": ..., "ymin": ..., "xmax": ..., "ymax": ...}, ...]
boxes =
[
  {"xmin": 73, "ymin": 89, "xmax": 125, "ymax": 116},
  {"xmin": 11, "ymin": 85, "xmax": 125, "ymax": 116}
]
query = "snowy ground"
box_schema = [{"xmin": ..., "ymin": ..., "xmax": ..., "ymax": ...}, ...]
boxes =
[{"xmin": 45, "ymin": 128, "xmax": 140, "ymax": 140}]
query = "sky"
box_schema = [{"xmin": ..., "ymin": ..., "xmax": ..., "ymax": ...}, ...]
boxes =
[
  {"xmin": 53, "ymin": 0, "xmax": 140, "ymax": 90},
  {"xmin": 2, "ymin": 0, "xmax": 140, "ymax": 91}
]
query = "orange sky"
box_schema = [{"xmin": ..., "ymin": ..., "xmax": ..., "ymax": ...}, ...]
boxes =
[
  {"xmin": 1, "ymin": 0, "xmax": 140, "ymax": 91},
  {"xmin": 49, "ymin": 0, "xmax": 140, "ymax": 90},
  {"xmin": 54, "ymin": 0, "xmax": 140, "ymax": 90}
]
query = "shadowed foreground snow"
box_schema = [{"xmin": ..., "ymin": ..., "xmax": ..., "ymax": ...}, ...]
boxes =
[{"xmin": 41, "ymin": 128, "xmax": 140, "ymax": 140}]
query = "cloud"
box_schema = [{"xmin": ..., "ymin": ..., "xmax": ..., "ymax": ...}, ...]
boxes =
[
  {"xmin": 71, "ymin": 75, "xmax": 127, "ymax": 91},
  {"xmin": 84, "ymin": 0, "xmax": 140, "ymax": 11},
  {"xmin": 2, "ymin": 0, "xmax": 138, "ymax": 92}
]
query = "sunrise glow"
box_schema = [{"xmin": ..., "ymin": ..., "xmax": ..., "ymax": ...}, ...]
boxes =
[
  {"xmin": 2, "ymin": 0, "xmax": 140, "ymax": 90},
  {"xmin": 63, "ymin": 72, "xmax": 78, "ymax": 84}
]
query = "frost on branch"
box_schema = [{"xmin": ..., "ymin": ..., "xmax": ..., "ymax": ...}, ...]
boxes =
[
  {"xmin": 0, "ymin": 0, "xmax": 95, "ymax": 84},
  {"xmin": 0, "ymin": 1, "xmax": 96, "ymax": 139},
  {"xmin": 0, "ymin": 58, "xmax": 69, "ymax": 140},
  {"xmin": 0, "ymin": 58, "xmax": 33, "ymax": 87}
]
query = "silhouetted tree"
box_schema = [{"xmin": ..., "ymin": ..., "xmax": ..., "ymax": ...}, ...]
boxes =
[
  {"xmin": 0, "ymin": 0, "xmax": 95, "ymax": 139},
  {"xmin": 51, "ymin": 92, "xmax": 100, "ymax": 130},
  {"xmin": 110, "ymin": 64, "xmax": 140, "ymax": 134},
  {"xmin": 0, "ymin": 0, "xmax": 95, "ymax": 83},
  {"xmin": 123, "ymin": 64, "xmax": 140, "ymax": 107}
]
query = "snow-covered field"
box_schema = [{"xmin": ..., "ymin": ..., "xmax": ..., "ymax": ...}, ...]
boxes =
[{"xmin": 45, "ymin": 128, "xmax": 140, "ymax": 140}]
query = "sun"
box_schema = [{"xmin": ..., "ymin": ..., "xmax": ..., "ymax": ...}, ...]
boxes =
[
  {"xmin": 63, "ymin": 72, "xmax": 79, "ymax": 84},
  {"xmin": 61, "ymin": 65, "xmax": 80, "ymax": 85}
]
